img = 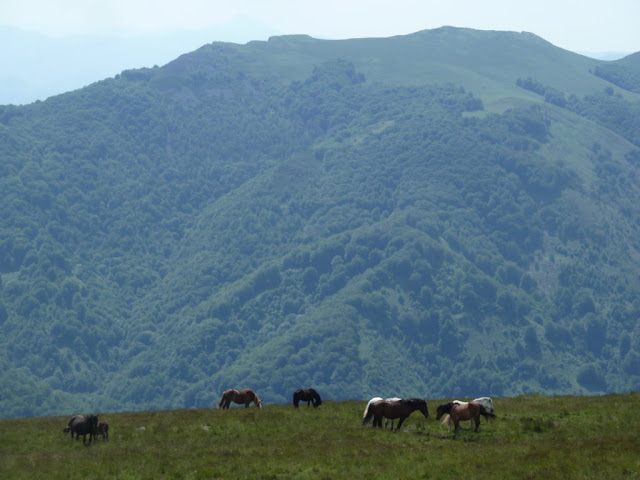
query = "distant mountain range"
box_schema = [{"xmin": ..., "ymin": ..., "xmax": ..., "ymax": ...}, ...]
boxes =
[
  {"xmin": 1, "ymin": 27, "xmax": 640, "ymax": 418},
  {"xmin": 0, "ymin": 25, "xmax": 633, "ymax": 106}
]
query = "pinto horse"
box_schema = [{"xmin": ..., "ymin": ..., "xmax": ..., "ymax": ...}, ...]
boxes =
[
  {"xmin": 217, "ymin": 389, "xmax": 263, "ymax": 409},
  {"xmin": 362, "ymin": 398, "xmax": 429, "ymax": 430},
  {"xmin": 362, "ymin": 397, "xmax": 401, "ymax": 428},
  {"xmin": 435, "ymin": 401, "xmax": 495, "ymax": 437},
  {"xmin": 442, "ymin": 397, "xmax": 495, "ymax": 428},
  {"xmin": 293, "ymin": 388, "xmax": 322, "ymax": 408}
]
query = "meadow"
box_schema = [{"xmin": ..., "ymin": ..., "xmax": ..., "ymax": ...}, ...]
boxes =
[{"xmin": 1, "ymin": 393, "xmax": 639, "ymax": 479}]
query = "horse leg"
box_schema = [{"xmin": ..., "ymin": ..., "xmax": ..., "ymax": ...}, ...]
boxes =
[
  {"xmin": 474, "ymin": 416, "xmax": 480, "ymax": 432},
  {"xmin": 454, "ymin": 421, "xmax": 461, "ymax": 438},
  {"xmin": 373, "ymin": 415, "xmax": 382, "ymax": 428},
  {"xmin": 396, "ymin": 418, "xmax": 405, "ymax": 431}
]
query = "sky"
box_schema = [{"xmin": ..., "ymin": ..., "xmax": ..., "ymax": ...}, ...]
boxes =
[{"xmin": 1, "ymin": 0, "xmax": 639, "ymax": 53}]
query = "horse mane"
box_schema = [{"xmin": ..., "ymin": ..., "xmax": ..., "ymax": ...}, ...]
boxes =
[{"xmin": 478, "ymin": 404, "xmax": 496, "ymax": 419}]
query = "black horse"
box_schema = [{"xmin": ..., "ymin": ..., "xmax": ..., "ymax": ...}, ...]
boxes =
[
  {"xmin": 293, "ymin": 388, "xmax": 322, "ymax": 408},
  {"xmin": 63, "ymin": 414, "xmax": 99, "ymax": 445}
]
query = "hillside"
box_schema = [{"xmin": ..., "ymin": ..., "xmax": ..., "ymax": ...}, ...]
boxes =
[
  {"xmin": 1, "ymin": 395, "xmax": 639, "ymax": 479},
  {"xmin": 1, "ymin": 27, "xmax": 640, "ymax": 418}
]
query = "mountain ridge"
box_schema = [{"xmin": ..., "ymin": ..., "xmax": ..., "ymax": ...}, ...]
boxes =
[{"xmin": 1, "ymin": 27, "xmax": 640, "ymax": 417}]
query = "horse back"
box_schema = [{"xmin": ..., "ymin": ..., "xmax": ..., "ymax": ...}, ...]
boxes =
[
  {"xmin": 373, "ymin": 400, "xmax": 404, "ymax": 419},
  {"xmin": 451, "ymin": 402, "xmax": 480, "ymax": 421},
  {"xmin": 237, "ymin": 388, "xmax": 255, "ymax": 399}
]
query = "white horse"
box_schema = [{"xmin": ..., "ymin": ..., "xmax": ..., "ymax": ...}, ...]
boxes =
[
  {"xmin": 362, "ymin": 396, "xmax": 402, "ymax": 428},
  {"xmin": 441, "ymin": 397, "xmax": 495, "ymax": 428}
]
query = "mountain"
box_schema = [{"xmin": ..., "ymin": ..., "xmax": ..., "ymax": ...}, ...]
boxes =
[
  {"xmin": 1, "ymin": 27, "xmax": 640, "ymax": 418},
  {"xmin": 0, "ymin": 19, "xmax": 281, "ymax": 105}
]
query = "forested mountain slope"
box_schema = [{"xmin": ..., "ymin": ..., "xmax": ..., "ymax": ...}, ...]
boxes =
[{"xmin": 1, "ymin": 27, "xmax": 640, "ymax": 417}]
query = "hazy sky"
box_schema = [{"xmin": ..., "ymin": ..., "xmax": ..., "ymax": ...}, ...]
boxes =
[{"xmin": 1, "ymin": 0, "xmax": 639, "ymax": 53}]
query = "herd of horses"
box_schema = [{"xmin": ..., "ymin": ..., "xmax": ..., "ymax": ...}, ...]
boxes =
[
  {"xmin": 62, "ymin": 389, "xmax": 495, "ymax": 445},
  {"xmin": 361, "ymin": 396, "xmax": 495, "ymax": 436}
]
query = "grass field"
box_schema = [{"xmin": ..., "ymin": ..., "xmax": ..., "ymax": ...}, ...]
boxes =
[{"xmin": 1, "ymin": 393, "xmax": 639, "ymax": 479}]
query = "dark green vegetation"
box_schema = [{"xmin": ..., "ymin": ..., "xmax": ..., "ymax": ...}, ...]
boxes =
[
  {"xmin": 1, "ymin": 394, "xmax": 639, "ymax": 479},
  {"xmin": 1, "ymin": 27, "xmax": 640, "ymax": 417}
]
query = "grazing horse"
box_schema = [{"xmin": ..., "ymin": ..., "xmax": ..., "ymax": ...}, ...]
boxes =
[
  {"xmin": 293, "ymin": 388, "xmax": 322, "ymax": 408},
  {"xmin": 362, "ymin": 397, "xmax": 401, "ymax": 428},
  {"xmin": 435, "ymin": 402, "xmax": 495, "ymax": 437},
  {"xmin": 362, "ymin": 398, "xmax": 429, "ymax": 430},
  {"xmin": 442, "ymin": 397, "xmax": 495, "ymax": 428},
  {"xmin": 63, "ymin": 414, "xmax": 99, "ymax": 445},
  {"xmin": 217, "ymin": 389, "xmax": 263, "ymax": 409},
  {"xmin": 95, "ymin": 421, "xmax": 109, "ymax": 440}
]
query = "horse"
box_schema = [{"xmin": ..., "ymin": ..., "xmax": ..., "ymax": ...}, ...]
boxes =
[
  {"xmin": 441, "ymin": 397, "xmax": 495, "ymax": 428},
  {"xmin": 293, "ymin": 388, "xmax": 322, "ymax": 408},
  {"xmin": 462, "ymin": 397, "xmax": 494, "ymax": 415},
  {"xmin": 95, "ymin": 421, "xmax": 109, "ymax": 440},
  {"xmin": 362, "ymin": 397, "xmax": 401, "ymax": 428},
  {"xmin": 217, "ymin": 389, "xmax": 263, "ymax": 409},
  {"xmin": 435, "ymin": 401, "xmax": 495, "ymax": 437},
  {"xmin": 362, "ymin": 398, "xmax": 429, "ymax": 430},
  {"xmin": 63, "ymin": 414, "xmax": 99, "ymax": 445}
]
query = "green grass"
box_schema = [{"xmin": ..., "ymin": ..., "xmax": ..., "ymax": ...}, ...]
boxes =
[{"xmin": 1, "ymin": 394, "xmax": 639, "ymax": 479}]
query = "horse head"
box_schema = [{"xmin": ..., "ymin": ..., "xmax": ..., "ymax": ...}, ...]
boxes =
[
  {"xmin": 87, "ymin": 414, "xmax": 99, "ymax": 433},
  {"xmin": 418, "ymin": 399, "xmax": 429, "ymax": 418},
  {"xmin": 435, "ymin": 402, "xmax": 453, "ymax": 420},
  {"xmin": 404, "ymin": 398, "xmax": 429, "ymax": 418}
]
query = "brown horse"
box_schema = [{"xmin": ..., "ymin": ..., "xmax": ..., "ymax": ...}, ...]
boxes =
[
  {"xmin": 362, "ymin": 398, "xmax": 429, "ymax": 430},
  {"xmin": 293, "ymin": 388, "xmax": 322, "ymax": 408},
  {"xmin": 435, "ymin": 401, "xmax": 495, "ymax": 437},
  {"xmin": 217, "ymin": 389, "xmax": 263, "ymax": 409}
]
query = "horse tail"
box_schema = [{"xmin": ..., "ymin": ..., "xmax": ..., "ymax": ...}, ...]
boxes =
[
  {"xmin": 440, "ymin": 414, "xmax": 452, "ymax": 427},
  {"xmin": 362, "ymin": 402, "xmax": 374, "ymax": 425},
  {"xmin": 479, "ymin": 405, "xmax": 496, "ymax": 419},
  {"xmin": 314, "ymin": 392, "xmax": 322, "ymax": 407},
  {"xmin": 292, "ymin": 391, "xmax": 299, "ymax": 408},
  {"xmin": 217, "ymin": 391, "xmax": 226, "ymax": 408}
]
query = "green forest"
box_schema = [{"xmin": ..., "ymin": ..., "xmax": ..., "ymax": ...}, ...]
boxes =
[{"xmin": 1, "ymin": 27, "xmax": 640, "ymax": 418}]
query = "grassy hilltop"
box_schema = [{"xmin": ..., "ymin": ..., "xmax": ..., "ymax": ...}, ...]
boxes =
[{"xmin": 1, "ymin": 394, "xmax": 639, "ymax": 479}]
